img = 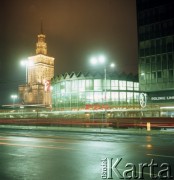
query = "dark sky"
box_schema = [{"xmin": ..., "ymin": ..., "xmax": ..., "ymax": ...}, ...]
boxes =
[{"xmin": 0, "ymin": 0, "xmax": 138, "ymax": 105}]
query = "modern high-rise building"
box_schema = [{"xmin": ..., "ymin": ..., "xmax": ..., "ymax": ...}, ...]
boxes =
[
  {"xmin": 137, "ymin": 0, "xmax": 174, "ymax": 104},
  {"xmin": 18, "ymin": 27, "xmax": 54, "ymax": 106}
]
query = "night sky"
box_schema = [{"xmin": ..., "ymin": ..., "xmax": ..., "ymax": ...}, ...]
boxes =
[{"xmin": 0, "ymin": 0, "xmax": 138, "ymax": 105}]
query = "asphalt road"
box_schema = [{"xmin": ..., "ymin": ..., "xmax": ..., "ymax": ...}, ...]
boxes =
[{"xmin": 0, "ymin": 129, "xmax": 173, "ymax": 180}]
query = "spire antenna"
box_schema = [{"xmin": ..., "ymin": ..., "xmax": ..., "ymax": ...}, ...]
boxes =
[{"xmin": 40, "ymin": 19, "xmax": 43, "ymax": 34}]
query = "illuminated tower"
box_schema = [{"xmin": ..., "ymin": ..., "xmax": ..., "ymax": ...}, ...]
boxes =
[{"xmin": 19, "ymin": 23, "xmax": 55, "ymax": 106}]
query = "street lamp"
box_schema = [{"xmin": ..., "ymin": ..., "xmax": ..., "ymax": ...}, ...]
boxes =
[
  {"xmin": 90, "ymin": 55, "xmax": 115, "ymax": 126},
  {"xmin": 11, "ymin": 94, "xmax": 18, "ymax": 108},
  {"xmin": 20, "ymin": 59, "xmax": 33, "ymax": 83}
]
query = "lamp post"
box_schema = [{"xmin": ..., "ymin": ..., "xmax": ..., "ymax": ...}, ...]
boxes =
[
  {"xmin": 20, "ymin": 60, "xmax": 33, "ymax": 83},
  {"xmin": 90, "ymin": 55, "xmax": 115, "ymax": 127},
  {"xmin": 11, "ymin": 95, "xmax": 18, "ymax": 108}
]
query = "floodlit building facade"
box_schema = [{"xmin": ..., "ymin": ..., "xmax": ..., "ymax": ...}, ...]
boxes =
[
  {"xmin": 137, "ymin": 0, "xmax": 174, "ymax": 112},
  {"xmin": 18, "ymin": 27, "xmax": 54, "ymax": 106},
  {"xmin": 51, "ymin": 71, "xmax": 140, "ymax": 116}
]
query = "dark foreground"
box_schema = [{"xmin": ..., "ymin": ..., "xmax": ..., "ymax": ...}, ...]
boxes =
[{"xmin": 0, "ymin": 128, "xmax": 173, "ymax": 180}]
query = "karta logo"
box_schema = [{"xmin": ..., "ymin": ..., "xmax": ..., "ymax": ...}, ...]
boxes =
[{"xmin": 101, "ymin": 158, "xmax": 173, "ymax": 179}]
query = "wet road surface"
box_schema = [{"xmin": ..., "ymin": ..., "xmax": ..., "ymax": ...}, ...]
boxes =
[{"xmin": 0, "ymin": 129, "xmax": 173, "ymax": 180}]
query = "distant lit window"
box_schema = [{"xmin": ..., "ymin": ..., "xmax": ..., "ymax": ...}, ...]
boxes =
[
  {"xmin": 127, "ymin": 81, "xmax": 133, "ymax": 90},
  {"xmin": 134, "ymin": 93, "xmax": 139, "ymax": 102},
  {"xmin": 94, "ymin": 79, "xmax": 102, "ymax": 90},
  {"xmin": 94, "ymin": 92, "xmax": 102, "ymax": 102},
  {"xmin": 79, "ymin": 80, "xmax": 85, "ymax": 92},
  {"xmin": 65, "ymin": 81, "xmax": 71, "ymax": 92},
  {"xmin": 86, "ymin": 92, "xmax": 93, "ymax": 103},
  {"xmin": 72, "ymin": 80, "xmax": 78, "ymax": 91},
  {"xmin": 106, "ymin": 92, "xmax": 110, "ymax": 102},
  {"xmin": 86, "ymin": 80, "xmax": 93, "ymax": 90},
  {"xmin": 134, "ymin": 82, "xmax": 139, "ymax": 91},
  {"xmin": 120, "ymin": 92, "xmax": 126, "ymax": 101},
  {"xmin": 60, "ymin": 82, "xmax": 65, "ymax": 93},
  {"xmin": 127, "ymin": 92, "xmax": 134, "ymax": 103},
  {"xmin": 111, "ymin": 80, "xmax": 118, "ymax": 90},
  {"xmin": 119, "ymin": 81, "xmax": 126, "ymax": 90},
  {"xmin": 111, "ymin": 92, "xmax": 119, "ymax": 101},
  {"xmin": 106, "ymin": 80, "xmax": 110, "ymax": 90}
]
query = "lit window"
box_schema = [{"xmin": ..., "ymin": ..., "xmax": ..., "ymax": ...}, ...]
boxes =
[
  {"xmin": 79, "ymin": 80, "xmax": 85, "ymax": 92},
  {"xmin": 127, "ymin": 81, "xmax": 133, "ymax": 90},
  {"xmin": 86, "ymin": 92, "xmax": 93, "ymax": 103},
  {"xmin": 94, "ymin": 79, "xmax": 102, "ymax": 90},
  {"xmin": 111, "ymin": 80, "xmax": 118, "ymax": 90},
  {"xmin": 134, "ymin": 82, "xmax": 139, "ymax": 91},
  {"xmin": 94, "ymin": 92, "xmax": 102, "ymax": 102},
  {"xmin": 86, "ymin": 80, "xmax": 93, "ymax": 90},
  {"xmin": 111, "ymin": 92, "xmax": 119, "ymax": 101},
  {"xmin": 134, "ymin": 92, "xmax": 139, "ymax": 102},
  {"xmin": 65, "ymin": 81, "xmax": 71, "ymax": 92},
  {"xmin": 72, "ymin": 80, "xmax": 78, "ymax": 91},
  {"xmin": 120, "ymin": 92, "xmax": 126, "ymax": 101},
  {"xmin": 127, "ymin": 92, "xmax": 133, "ymax": 103},
  {"xmin": 119, "ymin": 81, "xmax": 126, "ymax": 90}
]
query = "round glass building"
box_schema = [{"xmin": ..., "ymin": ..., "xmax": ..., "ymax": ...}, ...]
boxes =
[{"xmin": 51, "ymin": 71, "xmax": 140, "ymax": 113}]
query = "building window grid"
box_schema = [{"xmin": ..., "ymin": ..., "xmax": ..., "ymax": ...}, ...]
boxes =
[{"xmin": 52, "ymin": 78, "xmax": 139, "ymax": 109}]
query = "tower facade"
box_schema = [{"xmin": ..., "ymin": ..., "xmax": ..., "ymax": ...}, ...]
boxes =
[{"xmin": 18, "ymin": 28, "xmax": 54, "ymax": 106}]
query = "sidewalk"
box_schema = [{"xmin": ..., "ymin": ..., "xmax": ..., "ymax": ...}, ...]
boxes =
[{"xmin": 0, "ymin": 124, "xmax": 174, "ymax": 136}]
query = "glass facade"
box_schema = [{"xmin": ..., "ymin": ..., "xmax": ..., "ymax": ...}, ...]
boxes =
[
  {"xmin": 137, "ymin": 0, "xmax": 174, "ymax": 91},
  {"xmin": 51, "ymin": 72, "xmax": 140, "ymax": 110}
]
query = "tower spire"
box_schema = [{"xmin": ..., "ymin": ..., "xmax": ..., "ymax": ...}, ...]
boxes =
[{"xmin": 36, "ymin": 20, "xmax": 47, "ymax": 55}]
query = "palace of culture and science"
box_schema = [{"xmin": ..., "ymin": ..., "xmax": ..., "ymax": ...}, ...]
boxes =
[{"xmin": 18, "ymin": 27, "xmax": 54, "ymax": 107}]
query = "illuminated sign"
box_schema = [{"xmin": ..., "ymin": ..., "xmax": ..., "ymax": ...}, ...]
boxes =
[
  {"xmin": 151, "ymin": 96, "xmax": 174, "ymax": 101},
  {"xmin": 148, "ymin": 91, "xmax": 174, "ymax": 103}
]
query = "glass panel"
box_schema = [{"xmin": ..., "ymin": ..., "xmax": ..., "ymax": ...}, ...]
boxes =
[
  {"xmin": 60, "ymin": 82, "xmax": 65, "ymax": 93},
  {"xmin": 79, "ymin": 80, "xmax": 85, "ymax": 92},
  {"xmin": 127, "ymin": 92, "xmax": 134, "ymax": 103},
  {"xmin": 72, "ymin": 80, "xmax": 78, "ymax": 91},
  {"xmin": 134, "ymin": 82, "xmax": 139, "ymax": 91},
  {"xmin": 127, "ymin": 81, "xmax": 133, "ymax": 90},
  {"xmin": 120, "ymin": 92, "xmax": 126, "ymax": 101},
  {"xmin": 65, "ymin": 81, "xmax": 71, "ymax": 92},
  {"xmin": 86, "ymin": 80, "xmax": 93, "ymax": 90},
  {"xmin": 94, "ymin": 92, "xmax": 103, "ymax": 103},
  {"xmin": 86, "ymin": 92, "xmax": 93, "ymax": 103},
  {"xmin": 111, "ymin": 80, "xmax": 118, "ymax": 90},
  {"xmin": 111, "ymin": 92, "xmax": 119, "ymax": 102},
  {"xmin": 119, "ymin": 81, "xmax": 126, "ymax": 90},
  {"xmin": 94, "ymin": 79, "xmax": 102, "ymax": 91},
  {"xmin": 134, "ymin": 93, "xmax": 139, "ymax": 103}
]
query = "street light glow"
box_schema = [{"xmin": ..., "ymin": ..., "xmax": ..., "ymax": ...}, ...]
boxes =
[
  {"xmin": 110, "ymin": 63, "xmax": 115, "ymax": 68},
  {"xmin": 11, "ymin": 95, "xmax": 18, "ymax": 99},
  {"xmin": 89, "ymin": 54, "xmax": 116, "ymax": 132},
  {"xmin": 11, "ymin": 94, "xmax": 18, "ymax": 108},
  {"xmin": 98, "ymin": 55, "xmax": 106, "ymax": 64},
  {"xmin": 20, "ymin": 59, "xmax": 34, "ymax": 84},
  {"xmin": 90, "ymin": 55, "xmax": 106, "ymax": 65},
  {"xmin": 90, "ymin": 57, "xmax": 98, "ymax": 65},
  {"xmin": 20, "ymin": 60, "xmax": 33, "ymax": 67},
  {"xmin": 20, "ymin": 60, "xmax": 26, "ymax": 66}
]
